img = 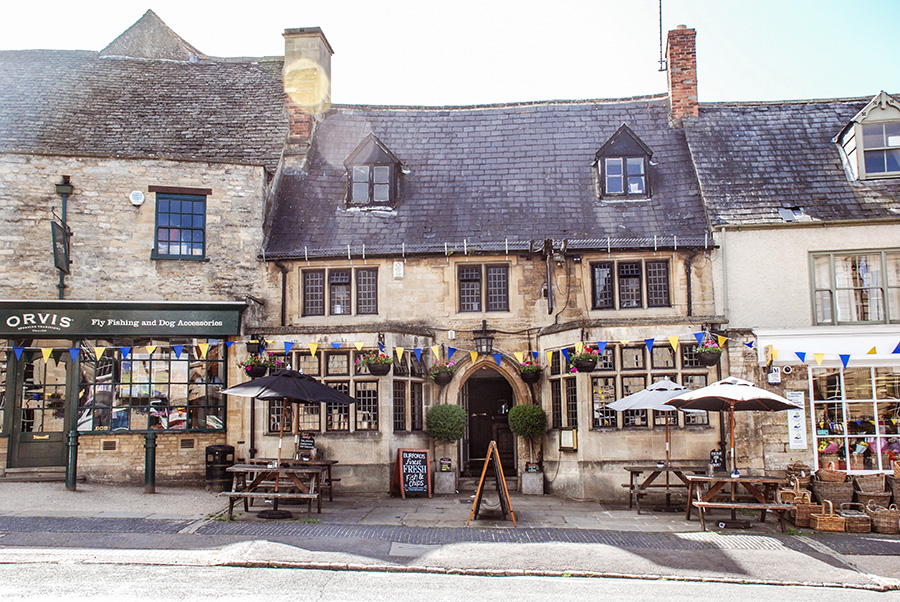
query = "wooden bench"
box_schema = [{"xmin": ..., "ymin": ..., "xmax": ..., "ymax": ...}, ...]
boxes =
[
  {"xmin": 692, "ymin": 500, "xmax": 794, "ymax": 532},
  {"xmin": 218, "ymin": 490, "xmax": 319, "ymax": 519}
]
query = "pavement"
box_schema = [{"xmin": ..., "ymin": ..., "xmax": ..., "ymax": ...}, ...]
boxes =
[{"xmin": 0, "ymin": 481, "xmax": 899, "ymax": 592}]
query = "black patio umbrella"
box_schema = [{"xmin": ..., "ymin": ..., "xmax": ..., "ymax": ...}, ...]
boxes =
[{"xmin": 222, "ymin": 369, "xmax": 355, "ymax": 517}]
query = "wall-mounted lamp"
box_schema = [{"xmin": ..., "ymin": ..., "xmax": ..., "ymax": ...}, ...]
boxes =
[{"xmin": 473, "ymin": 320, "xmax": 495, "ymax": 355}]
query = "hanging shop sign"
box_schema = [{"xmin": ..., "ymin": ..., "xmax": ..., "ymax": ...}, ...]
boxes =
[{"xmin": 0, "ymin": 300, "xmax": 245, "ymax": 337}]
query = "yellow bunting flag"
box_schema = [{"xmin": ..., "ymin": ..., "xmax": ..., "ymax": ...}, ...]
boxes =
[
  {"xmin": 470, "ymin": 351, "xmax": 479, "ymax": 364},
  {"xmin": 868, "ymin": 346, "xmax": 877, "ymax": 355},
  {"xmin": 354, "ymin": 342, "xmax": 364, "ymax": 351},
  {"xmin": 145, "ymin": 346, "xmax": 157, "ymax": 356},
  {"xmin": 198, "ymin": 343, "xmax": 209, "ymax": 359},
  {"xmin": 668, "ymin": 336, "xmax": 680, "ymax": 351},
  {"xmin": 431, "ymin": 345, "xmax": 441, "ymax": 359},
  {"xmin": 94, "ymin": 347, "xmax": 106, "ymax": 360},
  {"xmin": 717, "ymin": 335, "xmax": 727, "ymax": 347},
  {"xmin": 41, "ymin": 348, "xmax": 53, "ymax": 361},
  {"xmin": 772, "ymin": 349, "xmax": 779, "ymax": 360},
  {"xmin": 309, "ymin": 342, "xmax": 319, "ymax": 357},
  {"xmin": 546, "ymin": 351, "xmax": 554, "ymax": 365},
  {"xmin": 514, "ymin": 351, "xmax": 524, "ymax": 364},
  {"xmin": 575, "ymin": 341, "xmax": 584, "ymax": 354},
  {"xmin": 619, "ymin": 340, "xmax": 631, "ymax": 346},
  {"xmin": 814, "ymin": 353, "xmax": 825, "ymax": 366},
  {"xmin": 396, "ymin": 347, "xmax": 405, "ymax": 362}
]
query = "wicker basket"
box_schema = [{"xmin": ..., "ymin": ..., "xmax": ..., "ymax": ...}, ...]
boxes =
[
  {"xmin": 815, "ymin": 462, "xmax": 847, "ymax": 483},
  {"xmin": 894, "ymin": 460, "xmax": 900, "ymax": 479},
  {"xmin": 790, "ymin": 492, "xmax": 823, "ymax": 528},
  {"xmin": 865, "ymin": 501, "xmax": 900, "ymax": 534},
  {"xmin": 786, "ymin": 462, "xmax": 812, "ymax": 489},
  {"xmin": 777, "ymin": 478, "xmax": 803, "ymax": 504},
  {"xmin": 888, "ymin": 475, "xmax": 897, "ymax": 505},
  {"xmin": 811, "ymin": 478, "xmax": 854, "ymax": 507},
  {"xmin": 810, "ymin": 500, "xmax": 846, "ymax": 532},
  {"xmin": 839, "ymin": 503, "xmax": 872, "ymax": 533},
  {"xmin": 853, "ymin": 474, "xmax": 892, "ymax": 506}
]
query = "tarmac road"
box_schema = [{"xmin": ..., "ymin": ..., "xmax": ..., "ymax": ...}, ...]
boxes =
[{"xmin": 0, "ymin": 482, "xmax": 898, "ymax": 592}]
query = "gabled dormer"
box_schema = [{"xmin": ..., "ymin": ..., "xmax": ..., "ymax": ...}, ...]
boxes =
[
  {"xmin": 594, "ymin": 124, "xmax": 653, "ymax": 200},
  {"xmin": 835, "ymin": 91, "xmax": 900, "ymax": 181},
  {"xmin": 344, "ymin": 134, "xmax": 401, "ymax": 208}
]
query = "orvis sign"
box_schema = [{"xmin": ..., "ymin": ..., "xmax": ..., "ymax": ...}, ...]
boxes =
[{"xmin": 0, "ymin": 302, "xmax": 244, "ymax": 336}]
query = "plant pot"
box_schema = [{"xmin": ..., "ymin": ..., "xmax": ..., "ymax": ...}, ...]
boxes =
[
  {"xmin": 697, "ymin": 352, "xmax": 721, "ymax": 366},
  {"xmin": 432, "ymin": 371, "xmax": 453, "ymax": 386},
  {"xmin": 520, "ymin": 370, "xmax": 541, "ymax": 383},
  {"xmin": 246, "ymin": 365, "xmax": 268, "ymax": 378},
  {"xmin": 368, "ymin": 363, "xmax": 391, "ymax": 376},
  {"xmin": 573, "ymin": 358, "xmax": 597, "ymax": 373}
]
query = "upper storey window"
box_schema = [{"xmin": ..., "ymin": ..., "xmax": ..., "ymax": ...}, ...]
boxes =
[
  {"xmin": 344, "ymin": 134, "xmax": 401, "ymax": 207},
  {"xmin": 595, "ymin": 124, "xmax": 653, "ymax": 199},
  {"xmin": 836, "ymin": 91, "xmax": 900, "ymax": 181}
]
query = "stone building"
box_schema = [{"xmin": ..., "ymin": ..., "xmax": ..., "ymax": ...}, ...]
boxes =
[
  {"xmin": 684, "ymin": 91, "xmax": 900, "ymax": 477},
  {"xmin": 0, "ymin": 11, "xmax": 283, "ymax": 483}
]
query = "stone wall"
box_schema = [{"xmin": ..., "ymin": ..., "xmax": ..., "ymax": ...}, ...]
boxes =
[
  {"xmin": 76, "ymin": 432, "xmax": 227, "ymax": 485},
  {"xmin": 0, "ymin": 153, "xmax": 278, "ymax": 324}
]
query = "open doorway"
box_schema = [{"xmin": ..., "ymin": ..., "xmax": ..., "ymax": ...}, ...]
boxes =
[{"xmin": 462, "ymin": 367, "xmax": 514, "ymax": 476}]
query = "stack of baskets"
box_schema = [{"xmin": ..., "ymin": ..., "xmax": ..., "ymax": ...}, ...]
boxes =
[
  {"xmin": 811, "ymin": 464, "xmax": 854, "ymax": 507},
  {"xmin": 853, "ymin": 474, "xmax": 892, "ymax": 506},
  {"xmin": 785, "ymin": 462, "xmax": 812, "ymax": 489},
  {"xmin": 838, "ymin": 502, "xmax": 872, "ymax": 533},
  {"xmin": 810, "ymin": 500, "xmax": 846, "ymax": 532},
  {"xmin": 789, "ymin": 490, "xmax": 823, "ymax": 528},
  {"xmin": 864, "ymin": 500, "xmax": 900, "ymax": 534}
]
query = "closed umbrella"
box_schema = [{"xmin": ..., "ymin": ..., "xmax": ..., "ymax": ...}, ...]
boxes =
[
  {"xmin": 665, "ymin": 376, "xmax": 801, "ymax": 474},
  {"xmin": 222, "ymin": 369, "xmax": 355, "ymax": 517}
]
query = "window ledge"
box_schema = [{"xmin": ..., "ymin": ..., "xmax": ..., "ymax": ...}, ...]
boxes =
[
  {"xmin": 600, "ymin": 197, "xmax": 652, "ymax": 204},
  {"xmin": 150, "ymin": 253, "xmax": 209, "ymax": 262}
]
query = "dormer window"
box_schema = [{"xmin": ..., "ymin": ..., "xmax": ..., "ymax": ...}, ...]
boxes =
[
  {"xmin": 595, "ymin": 124, "xmax": 653, "ymax": 199},
  {"xmin": 836, "ymin": 91, "xmax": 900, "ymax": 181},
  {"xmin": 344, "ymin": 134, "xmax": 401, "ymax": 207}
]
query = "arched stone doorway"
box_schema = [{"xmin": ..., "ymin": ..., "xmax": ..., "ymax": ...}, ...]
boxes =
[{"xmin": 452, "ymin": 358, "xmax": 534, "ymax": 476}]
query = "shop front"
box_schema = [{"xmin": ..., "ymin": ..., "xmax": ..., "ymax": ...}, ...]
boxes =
[{"xmin": 0, "ymin": 300, "xmax": 245, "ymax": 482}]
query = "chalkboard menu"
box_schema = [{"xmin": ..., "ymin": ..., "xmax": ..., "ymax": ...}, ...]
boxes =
[
  {"xmin": 466, "ymin": 441, "xmax": 516, "ymax": 526},
  {"xmin": 391, "ymin": 448, "xmax": 432, "ymax": 499},
  {"xmin": 298, "ymin": 432, "xmax": 316, "ymax": 450},
  {"xmin": 709, "ymin": 449, "xmax": 725, "ymax": 471}
]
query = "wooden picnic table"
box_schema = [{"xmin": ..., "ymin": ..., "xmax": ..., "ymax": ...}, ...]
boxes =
[
  {"xmin": 623, "ymin": 464, "xmax": 708, "ymax": 514},
  {"xmin": 684, "ymin": 474, "xmax": 793, "ymax": 532},
  {"xmin": 244, "ymin": 458, "xmax": 340, "ymax": 501},
  {"xmin": 219, "ymin": 463, "xmax": 326, "ymax": 519}
]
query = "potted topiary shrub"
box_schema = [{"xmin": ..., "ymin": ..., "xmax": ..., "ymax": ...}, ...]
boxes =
[
  {"xmin": 355, "ymin": 351, "xmax": 394, "ymax": 376},
  {"xmin": 508, "ymin": 403, "xmax": 548, "ymax": 495},
  {"xmin": 425, "ymin": 403, "xmax": 466, "ymax": 494}
]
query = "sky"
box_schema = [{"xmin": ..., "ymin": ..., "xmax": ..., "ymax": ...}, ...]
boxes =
[{"xmin": 1, "ymin": 0, "xmax": 897, "ymax": 107}]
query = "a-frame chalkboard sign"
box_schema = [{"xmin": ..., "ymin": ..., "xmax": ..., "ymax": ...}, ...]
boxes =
[
  {"xmin": 466, "ymin": 440, "xmax": 516, "ymax": 526},
  {"xmin": 391, "ymin": 448, "xmax": 432, "ymax": 499}
]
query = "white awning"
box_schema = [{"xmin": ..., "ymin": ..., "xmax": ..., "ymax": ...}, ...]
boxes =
[{"xmin": 754, "ymin": 326, "xmax": 900, "ymax": 368}]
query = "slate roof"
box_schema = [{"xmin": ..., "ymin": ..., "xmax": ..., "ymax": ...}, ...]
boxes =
[
  {"xmin": 0, "ymin": 50, "xmax": 287, "ymax": 170},
  {"xmin": 265, "ymin": 96, "xmax": 712, "ymax": 260},
  {"xmin": 684, "ymin": 97, "xmax": 900, "ymax": 226}
]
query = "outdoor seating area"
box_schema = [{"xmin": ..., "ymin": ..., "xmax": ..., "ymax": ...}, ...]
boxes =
[
  {"xmin": 219, "ymin": 462, "xmax": 327, "ymax": 519},
  {"xmin": 623, "ymin": 464, "xmax": 707, "ymax": 514}
]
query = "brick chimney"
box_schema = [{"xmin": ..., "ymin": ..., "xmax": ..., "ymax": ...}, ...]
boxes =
[
  {"xmin": 666, "ymin": 25, "xmax": 698, "ymax": 125},
  {"xmin": 283, "ymin": 27, "xmax": 333, "ymax": 145}
]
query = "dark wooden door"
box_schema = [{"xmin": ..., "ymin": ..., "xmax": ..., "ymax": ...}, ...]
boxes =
[{"xmin": 9, "ymin": 350, "xmax": 68, "ymax": 467}]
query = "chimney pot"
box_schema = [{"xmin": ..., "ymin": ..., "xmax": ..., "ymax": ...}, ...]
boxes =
[{"xmin": 283, "ymin": 27, "xmax": 333, "ymax": 144}]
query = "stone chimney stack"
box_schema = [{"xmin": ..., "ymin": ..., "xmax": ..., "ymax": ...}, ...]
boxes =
[
  {"xmin": 283, "ymin": 27, "xmax": 333, "ymax": 145},
  {"xmin": 666, "ymin": 25, "xmax": 698, "ymax": 125}
]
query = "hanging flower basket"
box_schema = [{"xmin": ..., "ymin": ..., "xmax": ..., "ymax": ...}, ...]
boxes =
[
  {"xmin": 355, "ymin": 351, "xmax": 394, "ymax": 376},
  {"xmin": 239, "ymin": 353, "xmax": 284, "ymax": 378},
  {"xmin": 433, "ymin": 371, "xmax": 454, "ymax": 386},
  {"xmin": 246, "ymin": 365, "xmax": 268, "ymax": 378},
  {"xmin": 519, "ymin": 358, "xmax": 543, "ymax": 383},
  {"xmin": 697, "ymin": 338, "xmax": 723, "ymax": 366},
  {"xmin": 368, "ymin": 363, "xmax": 391, "ymax": 376},
  {"xmin": 573, "ymin": 358, "xmax": 597, "ymax": 372}
]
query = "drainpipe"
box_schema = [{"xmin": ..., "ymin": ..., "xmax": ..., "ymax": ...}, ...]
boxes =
[
  {"xmin": 684, "ymin": 250, "xmax": 699, "ymax": 317},
  {"xmin": 273, "ymin": 260, "xmax": 289, "ymax": 327},
  {"xmin": 543, "ymin": 239, "xmax": 554, "ymax": 315}
]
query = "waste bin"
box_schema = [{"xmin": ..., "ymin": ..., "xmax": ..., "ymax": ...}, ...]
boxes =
[{"xmin": 205, "ymin": 444, "xmax": 235, "ymax": 491}]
